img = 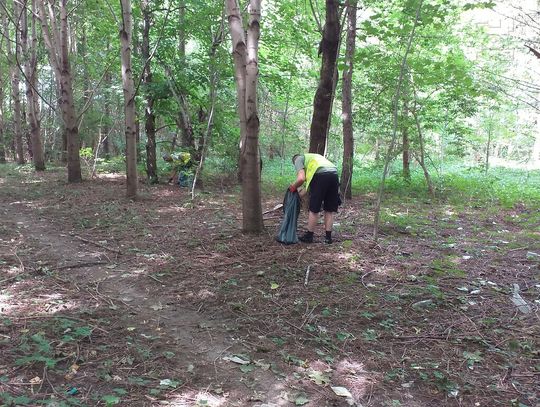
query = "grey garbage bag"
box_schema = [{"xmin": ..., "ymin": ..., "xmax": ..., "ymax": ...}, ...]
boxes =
[{"xmin": 276, "ymin": 189, "xmax": 300, "ymax": 244}]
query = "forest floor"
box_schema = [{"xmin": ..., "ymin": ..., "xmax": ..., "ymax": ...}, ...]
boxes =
[{"xmin": 0, "ymin": 166, "xmax": 539, "ymax": 407}]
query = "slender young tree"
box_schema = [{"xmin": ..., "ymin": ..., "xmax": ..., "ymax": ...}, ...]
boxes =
[
  {"xmin": 0, "ymin": 62, "xmax": 5, "ymax": 164},
  {"xmin": 373, "ymin": 0, "xmax": 423, "ymax": 241},
  {"xmin": 5, "ymin": 1, "xmax": 25, "ymax": 164},
  {"xmin": 21, "ymin": 0, "xmax": 45, "ymax": 170},
  {"xmin": 141, "ymin": 0, "xmax": 157, "ymax": 183},
  {"xmin": 119, "ymin": 0, "xmax": 138, "ymax": 198},
  {"xmin": 38, "ymin": 0, "xmax": 82, "ymax": 181},
  {"xmin": 0, "ymin": 17, "xmax": 6, "ymax": 164},
  {"xmin": 309, "ymin": 0, "xmax": 340, "ymax": 155},
  {"xmin": 341, "ymin": 0, "xmax": 357, "ymax": 200},
  {"xmin": 226, "ymin": 0, "xmax": 264, "ymax": 233}
]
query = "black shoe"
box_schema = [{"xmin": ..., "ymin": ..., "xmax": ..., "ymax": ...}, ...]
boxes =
[
  {"xmin": 324, "ymin": 237, "xmax": 333, "ymax": 244},
  {"xmin": 298, "ymin": 232, "xmax": 314, "ymax": 243}
]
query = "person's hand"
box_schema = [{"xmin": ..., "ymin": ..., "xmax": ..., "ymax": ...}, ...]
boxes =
[{"xmin": 288, "ymin": 184, "xmax": 296, "ymax": 193}]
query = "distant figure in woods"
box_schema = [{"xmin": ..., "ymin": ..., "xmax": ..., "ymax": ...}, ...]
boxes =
[
  {"xmin": 289, "ymin": 153, "xmax": 340, "ymax": 244},
  {"xmin": 163, "ymin": 152, "xmax": 195, "ymax": 187}
]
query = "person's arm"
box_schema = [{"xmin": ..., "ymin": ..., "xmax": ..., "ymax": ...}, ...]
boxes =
[{"xmin": 289, "ymin": 169, "xmax": 306, "ymax": 192}]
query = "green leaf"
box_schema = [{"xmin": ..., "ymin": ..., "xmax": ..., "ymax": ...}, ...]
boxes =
[
  {"xmin": 240, "ymin": 364, "xmax": 255, "ymax": 373},
  {"xmin": 295, "ymin": 393, "xmax": 309, "ymax": 405},
  {"xmin": 113, "ymin": 388, "xmax": 128, "ymax": 395},
  {"xmin": 102, "ymin": 394, "xmax": 120, "ymax": 406}
]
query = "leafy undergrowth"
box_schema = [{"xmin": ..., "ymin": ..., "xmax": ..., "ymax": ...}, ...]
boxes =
[{"xmin": 0, "ymin": 166, "xmax": 539, "ymax": 407}]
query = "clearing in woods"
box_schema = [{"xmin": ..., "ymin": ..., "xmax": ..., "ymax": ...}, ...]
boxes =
[{"xmin": 0, "ymin": 167, "xmax": 539, "ymax": 406}]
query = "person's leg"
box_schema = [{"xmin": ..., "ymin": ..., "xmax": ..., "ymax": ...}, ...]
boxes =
[
  {"xmin": 300, "ymin": 175, "xmax": 323, "ymax": 243},
  {"xmin": 322, "ymin": 173, "xmax": 339, "ymax": 243},
  {"xmin": 299, "ymin": 210, "xmax": 319, "ymax": 243},
  {"xmin": 324, "ymin": 211, "xmax": 334, "ymax": 232},
  {"xmin": 308, "ymin": 211, "xmax": 318, "ymax": 232}
]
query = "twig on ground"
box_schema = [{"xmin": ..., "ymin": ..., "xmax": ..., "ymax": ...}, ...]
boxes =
[
  {"xmin": 361, "ymin": 270, "xmax": 375, "ymax": 288},
  {"xmin": 147, "ymin": 273, "xmax": 164, "ymax": 284},
  {"xmin": 73, "ymin": 235, "xmax": 122, "ymax": 255},
  {"xmin": 304, "ymin": 265, "xmax": 312, "ymax": 287}
]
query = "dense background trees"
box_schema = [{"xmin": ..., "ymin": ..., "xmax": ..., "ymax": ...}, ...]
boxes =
[{"xmin": 0, "ymin": 0, "xmax": 539, "ymax": 223}]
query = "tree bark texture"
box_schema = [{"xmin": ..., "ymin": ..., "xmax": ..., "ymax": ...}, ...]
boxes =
[
  {"xmin": 532, "ymin": 119, "xmax": 540, "ymax": 167},
  {"xmin": 38, "ymin": 0, "xmax": 82, "ymax": 181},
  {"xmin": 340, "ymin": 1, "xmax": 356, "ymax": 200},
  {"xmin": 22, "ymin": 0, "xmax": 45, "ymax": 170},
  {"xmin": 142, "ymin": 0, "xmax": 157, "ymax": 183},
  {"xmin": 402, "ymin": 99, "xmax": 411, "ymax": 181},
  {"xmin": 309, "ymin": 0, "xmax": 340, "ymax": 155},
  {"xmin": 0, "ymin": 69, "xmax": 5, "ymax": 163},
  {"xmin": 226, "ymin": 0, "xmax": 264, "ymax": 233},
  {"xmin": 5, "ymin": 1, "xmax": 25, "ymax": 164},
  {"xmin": 411, "ymin": 103, "xmax": 434, "ymax": 196},
  {"xmin": 120, "ymin": 0, "xmax": 138, "ymax": 198}
]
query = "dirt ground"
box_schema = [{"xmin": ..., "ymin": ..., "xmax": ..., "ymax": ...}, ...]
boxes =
[{"xmin": 0, "ymin": 168, "xmax": 539, "ymax": 407}]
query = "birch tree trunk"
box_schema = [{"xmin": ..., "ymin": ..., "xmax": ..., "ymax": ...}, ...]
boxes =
[
  {"xmin": 38, "ymin": 0, "xmax": 82, "ymax": 181},
  {"xmin": 226, "ymin": 0, "xmax": 264, "ymax": 233},
  {"xmin": 340, "ymin": 0, "xmax": 356, "ymax": 200},
  {"xmin": 5, "ymin": 1, "xmax": 25, "ymax": 164},
  {"xmin": 309, "ymin": 0, "xmax": 340, "ymax": 155},
  {"xmin": 120, "ymin": 0, "xmax": 138, "ymax": 198},
  {"xmin": 22, "ymin": 0, "xmax": 45, "ymax": 170},
  {"xmin": 142, "ymin": 0, "xmax": 157, "ymax": 183}
]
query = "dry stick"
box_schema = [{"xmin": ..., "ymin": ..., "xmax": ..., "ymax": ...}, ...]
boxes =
[
  {"xmin": 73, "ymin": 235, "xmax": 122, "ymax": 255},
  {"xmin": 372, "ymin": 0, "xmax": 424, "ymax": 242},
  {"xmin": 304, "ymin": 265, "xmax": 312, "ymax": 287}
]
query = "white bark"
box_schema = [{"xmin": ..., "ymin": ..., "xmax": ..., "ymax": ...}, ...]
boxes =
[{"xmin": 226, "ymin": 0, "xmax": 263, "ymax": 233}]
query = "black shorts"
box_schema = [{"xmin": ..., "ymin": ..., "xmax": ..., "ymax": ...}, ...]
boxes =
[{"xmin": 309, "ymin": 172, "xmax": 340, "ymax": 213}]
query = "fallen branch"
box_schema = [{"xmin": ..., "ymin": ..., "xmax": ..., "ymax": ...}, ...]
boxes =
[{"xmin": 263, "ymin": 203, "xmax": 283, "ymax": 215}]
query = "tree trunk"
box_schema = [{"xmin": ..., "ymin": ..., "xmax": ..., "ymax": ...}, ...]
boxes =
[
  {"xmin": 22, "ymin": 0, "xmax": 45, "ymax": 171},
  {"xmin": 373, "ymin": 0, "xmax": 423, "ymax": 241},
  {"xmin": 6, "ymin": 1, "xmax": 25, "ymax": 164},
  {"xmin": 340, "ymin": 1, "xmax": 356, "ymax": 200},
  {"xmin": 38, "ymin": 0, "xmax": 81, "ymax": 181},
  {"xmin": 309, "ymin": 0, "xmax": 340, "ymax": 155},
  {"xmin": 142, "ymin": 0, "xmax": 157, "ymax": 183},
  {"xmin": 0, "ymin": 74, "xmax": 5, "ymax": 163},
  {"xmin": 485, "ymin": 119, "xmax": 492, "ymax": 174},
  {"xmin": 412, "ymin": 105, "xmax": 434, "ymax": 196},
  {"xmin": 531, "ymin": 119, "xmax": 540, "ymax": 168},
  {"xmin": 226, "ymin": 0, "xmax": 264, "ymax": 233},
  {"xmin": 120, "ymin": 0, "xmax": 138, "ymax": 198},
  {"xmin": 402, "ymin": 115, "xmax": 410, "ymax": 181},
  {"xmin": 102, "ymin": 71, "xmax": 112, "ymax": 158},
  {"xmin": 60, "ymin": 0, "xmax": 82, "ymax": 182},
  {"xmin": 191, "ymin": 17, "xmax": 225, "ymax": 197}
]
